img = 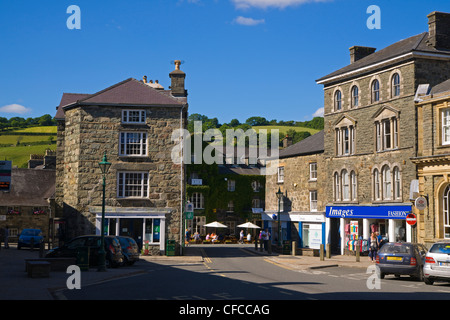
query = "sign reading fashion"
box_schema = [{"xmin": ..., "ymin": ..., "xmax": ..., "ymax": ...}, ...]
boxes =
[{"xmin": 326, "ymin": 205, "xmax": 412, "ymax": 219}]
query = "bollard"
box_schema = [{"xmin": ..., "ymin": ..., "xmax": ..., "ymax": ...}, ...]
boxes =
[
  {"xmin": 326, "ymin": 243, "xmax": 331, "ymax": 259},
  {"xmin": 259, "ymin": 239, "xmax": 263, "ymax": 252},
  {"xmin": 268, "ymin": 241, "xmax": 272, "ymax": 254},
  {"xmin": 292, "ymin": 241, "xmax": 296, "ymax": 256},
  {"xmin": 254, "ymin": 239, "xmax": 258, "ymax": 251},
  {"xmin": 356, "ymin": 244, "xmax": 360, "ymax": 262},
  {"xmin": 320, "ymin": 244, "xmax": 324, "ymax": 261}
]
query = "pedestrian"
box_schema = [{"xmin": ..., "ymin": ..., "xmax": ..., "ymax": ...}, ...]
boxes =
[
  {"xmin": 263, "ymin": 229, "xmax": 270, "ymax": 251},
  {"xmin": 4, "ymin": 226, "xmax": 9, "ymax": 249},
  {"xmin": 247, "ymin": 233, "xmax": 251, "ymax": 242},
  {"xmin": 369, "ymin": 232, "xmax": 378, "ymax": 262},
  {"xmin": 185, "ymin": 228, "xmax": 191, "ymax": 246},
  {"xmin": 239, "ymin": 230, "xmax": 244, "ymax": 244}
]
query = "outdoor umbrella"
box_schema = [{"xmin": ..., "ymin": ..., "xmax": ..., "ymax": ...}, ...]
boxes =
[
  {"xmin": 237, "ymin": 222, "xmax": 260, "ymax": 229},
  {"xmin": 204, "ymin": 221, "xmax": 228, "ymax": 228}
]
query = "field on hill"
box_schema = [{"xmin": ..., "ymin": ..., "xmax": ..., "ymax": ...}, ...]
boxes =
[{"xmin": 0, "ymin": 126, "xmax": 57, "ymax": 168}]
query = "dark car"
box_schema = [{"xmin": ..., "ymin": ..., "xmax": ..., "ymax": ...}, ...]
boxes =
[
  {"xmin": 45, "ymin": 235, "xmax": 123, "ymax": 268},
  {"xmin": 18, "ymin": 229, "xmax": 44, "ymax": 250},
  {"xmin": 117, "ymin": 236, "xmax": 140, "ymax": 266},
  {"xmin": 376, "ymin": 242, "xmax": 428, "ymax": 281}
]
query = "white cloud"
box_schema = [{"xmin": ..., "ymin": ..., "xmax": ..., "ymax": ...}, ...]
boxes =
[
  {"xmin": 0, "ymin": 104, "xmax": 32, "ymax": 115},
  {"xmin": 312, "ymin": 107, "xmax": 324, "ymax": 117},
  {"xmin": 232, "ymin": 0, "xmax": 330, "ymax": 10},
  {"xmin": 233, "ymin": 16, "xmax": 265, "ymax": 26}
]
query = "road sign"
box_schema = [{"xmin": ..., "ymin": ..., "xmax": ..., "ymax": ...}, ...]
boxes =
[
  {"xmin": 406, "ymin": 213, "xmax": 417, "ymax": 226},
  {"xmin": 415, "ymin": 196, "xmax": 427, "ymax": 210},
  {"xmin": 185, "ymin": 202, "xmax": 194, "ymax": 220}
]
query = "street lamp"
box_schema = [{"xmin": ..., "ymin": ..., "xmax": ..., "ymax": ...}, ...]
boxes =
[
  {"xmin": 97, "ymin": 152, "xmax": 111, "ymax": 272},
  {"xmin": 276, "ymin": 187, "xmax": 283, "ymax": 247}
]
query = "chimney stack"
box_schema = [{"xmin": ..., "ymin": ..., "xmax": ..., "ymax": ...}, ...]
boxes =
[
  {"xmin": 349, "ymin": 46, "xmax": 376, "ymax": 64},
  {"xmin": 169, "ymin": 60, "xmax": 187, "ymax": 97},
  {"xmin": 426, "ymin": 11, "xmax": 450, "ymax": 49}
]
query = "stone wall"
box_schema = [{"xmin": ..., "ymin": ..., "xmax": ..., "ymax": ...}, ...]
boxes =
[{"xmin": 57, "ymin": 104, "xmax": 186, "ymax": 246}]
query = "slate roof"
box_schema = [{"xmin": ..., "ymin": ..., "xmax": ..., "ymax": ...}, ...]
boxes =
[
  {"xmin": 430, "ymin": 78, "xmax": 450, "ymax": 95},
  {"xmin": 278, "ymin": 130, "xmax": 324, "ymax": 159},
  {"xmin": 1, "ymin": 169, "xmax": 55, "ymax": 207},
  {"xmin": 55, "ymin": 78, "xmax": 186, "ymax": 120},
  {"xmin": 316, "ymin": 32, "xmax": 450, "ymax": 84}
]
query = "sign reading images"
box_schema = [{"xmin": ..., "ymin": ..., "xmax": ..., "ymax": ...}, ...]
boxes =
[{"xmin": 326, "ymin": 205, "xmax": 411, "ymax": 220}]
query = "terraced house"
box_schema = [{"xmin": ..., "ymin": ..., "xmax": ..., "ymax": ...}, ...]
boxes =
[
  {"xmin": 54, "ymin": 62, "xmax": 188, "ymax": 255},
  {"xmin": 316, "ymin": 12, "xmax": 450, "ymax": 254}
]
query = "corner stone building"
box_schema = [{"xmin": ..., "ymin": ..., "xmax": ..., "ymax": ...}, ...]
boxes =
[
  {"xmin": 55, "ymin": 63, "xmax": 188, "ymax": 255},
  {"xmin": 316, "ymin": 12, "xmax": 450, "ymax": 253}
]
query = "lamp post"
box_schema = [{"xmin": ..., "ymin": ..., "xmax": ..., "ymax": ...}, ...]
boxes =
[
  {"xmin": 97, "ymin": 152, "xmax": 111, "ymax": 272},
  {"xmin": 276, "ymin": 187, "xmax": 283, "ymax": 248}
]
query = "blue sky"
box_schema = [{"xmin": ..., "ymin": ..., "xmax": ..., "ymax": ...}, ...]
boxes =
[{"xmin": 0, "ymin": 0, "xmax": 449, "ymax": 124}]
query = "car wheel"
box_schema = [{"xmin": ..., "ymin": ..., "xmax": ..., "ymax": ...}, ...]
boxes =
[
  {"xmin": 411, "ymin": 268, "xmax": 424, "ymax": 281},
  {"xmin": 424, "ymin": 277, "xmax": 434, "ymax": 285}
]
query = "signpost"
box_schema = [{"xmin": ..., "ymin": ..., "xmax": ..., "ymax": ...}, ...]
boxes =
[{"xmin": 406, "ymin": 213, "xmax": 417, "ymax": 226}]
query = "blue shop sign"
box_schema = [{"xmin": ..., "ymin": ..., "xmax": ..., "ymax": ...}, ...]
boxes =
[{"xmin": 326, "ymin": 205, "xmax": 411, "ymax": 220}]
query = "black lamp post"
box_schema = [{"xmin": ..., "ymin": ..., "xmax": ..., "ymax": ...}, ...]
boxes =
[
  {"xmin": 276, "ymin": 187, "xmax": 283, "ymax": 247},
  {"xmin": 97, "ymin": 152, "xmax": 111, "ymax": 272}
]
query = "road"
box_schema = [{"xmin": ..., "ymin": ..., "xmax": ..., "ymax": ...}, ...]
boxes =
[{"xmin": 59, "ymin": 245, "xmax": 450, "ymax": 302}]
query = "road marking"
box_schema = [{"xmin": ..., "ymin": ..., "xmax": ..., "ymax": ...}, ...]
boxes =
[{"xmin": 263, "ymin": 258, "xmax": 295, "ymax": 271}]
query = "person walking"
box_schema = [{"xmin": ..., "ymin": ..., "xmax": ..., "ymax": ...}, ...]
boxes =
[
  {"xmin": 369, "ymin": 232, "xmax": 378, "ymax": 262},
  {"xmin": 239, "ymin": 230, "xmax": 244, "ymax": 244}
]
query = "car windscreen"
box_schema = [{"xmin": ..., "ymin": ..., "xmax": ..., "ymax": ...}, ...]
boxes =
[
  {"xmin": 22, "ymin": 230, "xmax": 40, "ymax": 236},
  {"xmin": 379, "ymin": 244, "xmax": 412, "ymax": 254},
  {"xmin": 429, "ymin": 243, "xmax": 450, "ymax": 254}
]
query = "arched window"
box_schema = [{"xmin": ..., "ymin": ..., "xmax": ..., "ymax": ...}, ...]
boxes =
[
  {"xmin": 443, "ymin": 185, "xmax": 450, "ymax": 238},
  {"xmin": 372, "ymin": 79, "xmax": 380, "ymax": 102},
  {"xmin": 393, "ymin": 167, "xmax": 401, "ymax": 199},
  {"xmin": 373, "ymin": 169, "xmax": 380, "ymax": 200},
  {"xmin": 334, "ymin": 172, "xmax": 340, "ymax": 201},
  {"xmin": 342, "ymin": 170, "xmax": 350, "ymax": 201},
  {"xmin": 351, "ymin": 171, "xmax": 357, "ymax": 201},
  {"xmin": 382, "ymin": 166, "xmax": 391, "ymax": 200},
  {"xmin": 351, "ymin": 86, "xmax": 359, "ymax": 107},
  {"xmin": 334, "ymin": 90, "xmax": 342, "ymax": 111},
  {"xmin": 392, "ymin": 73, "xmax": 400, "ymax": 97}
]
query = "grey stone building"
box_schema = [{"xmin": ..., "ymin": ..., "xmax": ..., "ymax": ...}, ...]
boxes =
[
  {"xmin": 316, "ymin": 12, "xmax": 450, "ymax": 254},
  {"xmin": 265, "ymin": 131, "xmax": 326, "ymax": 252},
  {"xmin": 54, "ymin": 62, "xmax": 188, "ymax": 255}
]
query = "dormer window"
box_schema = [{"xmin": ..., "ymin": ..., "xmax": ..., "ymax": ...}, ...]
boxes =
[{"xmin": 122, "ymin": 110, "xmax": 146, "ymax": 124}]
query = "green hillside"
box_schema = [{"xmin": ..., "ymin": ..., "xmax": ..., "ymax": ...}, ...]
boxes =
[{"xmin": 252, "ymin": 125, "xmax": 320, "ymax": 135}]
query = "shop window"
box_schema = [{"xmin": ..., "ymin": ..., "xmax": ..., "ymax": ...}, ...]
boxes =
[
  {"xmin": 443, "ymin": 185, "xmax": 450, "ymax": 238},
  {"xmin": 144, "ymin": 218, "xmax": 160, "ymax": 243}
]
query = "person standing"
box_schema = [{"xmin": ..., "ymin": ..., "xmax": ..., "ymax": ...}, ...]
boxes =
[
  {"xmin": 369, "ymin": 232, "xmax": 378, "ymax": 262},
  {"xmin": 239, "ymin": 230, "xmax": 244, "ymax": 244}
]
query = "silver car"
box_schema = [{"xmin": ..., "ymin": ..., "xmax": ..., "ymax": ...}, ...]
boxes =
[{"xmin": 423, "ymin": 241, "xmax": 450, "ymax": 285}]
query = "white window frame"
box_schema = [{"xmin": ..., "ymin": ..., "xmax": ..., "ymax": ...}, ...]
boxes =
[
  {"xmin": 375, "ymin": 118, "xmax": 398, "ymax": 151},
  {"xmin": 310, "ymin": 190, "xmax": 318, "ymax": 212},
  {"xmin": 228, "ymin": 179, "xmax": 236, "ymax": 192},
  {"xmin": 393, "ymin": 167, "xmax": 401, "ymax": 200},
  {"xmin": 342, "ymin": 170, "xmax": 350, "ymax": 201},
  {"xmin": 117, "ymin": 171, "xmax": 149, "ymax": 198},
  {"xmin": 277, "ymin": 166, "xmax": 285, "ymax": 183},
  {"xmin": 190, "ymin": 192, "xmax": 204, "ymax": 209},
  {"xmin": 309, "ymin": 162, "xmax": 317, "ymax": 181},
  {"xmin": 334, "ymin": 172, "xmax": 340, "ymax": 201},
  {"xmin": 351, "ymin": 85, "xmax": 359, "ymax": 107},
  {"xmin": 442, "ymin": 108, "xmax": 450, "ymax": 146},
  {"xmin": 372, "ymin": 80, "xmax": 380, "ymax": 103},
  {"xmin": 443, "ymin": 185, "xmax": 450, "ymax": 239},
  {"xmin": 392, "ymin": 73, "xmax": 400, "ymax": 97},
  {"xmin": 351, "ymin": 171, "xmax": 357, "ymax": 201},
  {"xmin": 122, "ymin": 110, "xmax": 146, "ymax": 124},
  {"xmin": 382, "ymin": 166, "xmax": 392, "ymax": 200},
  {"xmin": 374, "ymin": 169, "xmax": 381, "ymax": 200},
  {"xmin": 119, "ymin": 132, "xmax": 147, "ymax": 156},
  {"xmin": 334, "ymin": 90, "xmax": 342, "ymax": 111}
]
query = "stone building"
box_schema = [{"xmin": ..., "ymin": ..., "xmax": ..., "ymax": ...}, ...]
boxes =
[
  {"xmin": 54, "ymin": 62, "xmax": 188, "ymax": 255},
  {"xmin": 0, "ymin": 168, "xmax": 55, "ymax": 244},
  {"xmin": 265, "ymin": 131, "xmax": 326, "ymax": 252},
  {"xmin": 413, "ymin": 79, "xmax": 450, "ymax": 246},
  {"xmin": 316, "ymin": 11, "xmax": 450, "ymax": 254}
]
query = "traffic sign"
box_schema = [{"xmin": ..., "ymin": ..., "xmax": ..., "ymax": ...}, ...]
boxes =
[
  {"xmin": 415, "ymin": 196, "xmax": 427, "ymax": 210},
  {"xmin": 406, "ymin": 213, "xmax": 417, "ymax": 226}
]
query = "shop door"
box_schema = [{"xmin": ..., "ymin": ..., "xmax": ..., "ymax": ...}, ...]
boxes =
[
  {"xmin": 119, "ymin": 218, "xmax": 143, "ymax": 249},
  {"xmin": 330, "ymin": 219, "xmax": 340, "ymax": 254}
]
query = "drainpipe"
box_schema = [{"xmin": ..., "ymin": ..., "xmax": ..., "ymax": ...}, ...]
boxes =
[{"xmin": 180, "ymin": 104, "xmax": 187, "ymax": 255}]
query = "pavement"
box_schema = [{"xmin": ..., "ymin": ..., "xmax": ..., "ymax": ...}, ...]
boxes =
[{"xmin": 0, "ymin": 243, "xmax": 373, "ymax": 300}]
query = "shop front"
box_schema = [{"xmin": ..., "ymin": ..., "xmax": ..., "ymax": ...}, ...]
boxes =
[
  {"xmin": 90, "ymin": 207, "xmax": 171, "ymax": 254},
  {"xmin": 326, "ymin": 204, "xmax": 412, "ymax": 255}
]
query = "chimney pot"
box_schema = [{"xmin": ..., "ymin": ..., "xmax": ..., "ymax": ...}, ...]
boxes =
[{"xmin": 143, "ymin": 76, "xmax": 147, "ymax": 83}]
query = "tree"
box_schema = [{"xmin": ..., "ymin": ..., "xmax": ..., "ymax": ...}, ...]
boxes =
[{"xmin": 245, "ymin": 116, "xmax": 269, "ymax": 126}]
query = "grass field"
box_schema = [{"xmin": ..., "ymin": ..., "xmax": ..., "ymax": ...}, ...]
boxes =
[
  {"xmin": 0, "ymin": 126, "xmax": 57, "ymax": 168},
  {"xmin": 252, "ymin": 125, "xmax": 320, "ymax": 135}
]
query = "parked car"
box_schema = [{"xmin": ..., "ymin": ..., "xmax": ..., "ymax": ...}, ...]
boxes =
[
  {"xmin": 376, "ymin": 242, "xmax": 428, "ymax": 281},
  {"xmin": 423, "ymin": 241, "xmax": 450, "ymax": 285},
  {"xmin": 17, "ymin": 228, "xmax": 44, "ymax": 250},
  {"xmin": 117, "ymin": 236, "xmax": 140, "ymax": 266},
  {"xmin": 45, "ymin": 235, "xmax": 123, "ymax": 268}
]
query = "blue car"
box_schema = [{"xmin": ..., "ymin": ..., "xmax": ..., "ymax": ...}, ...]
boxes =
[{"xmin": 18, "ymin": 229, "xmax": 44, "ymax": 250}]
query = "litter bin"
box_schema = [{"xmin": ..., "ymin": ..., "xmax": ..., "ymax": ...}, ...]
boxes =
[
  {"xmin": 282, "ymin": 241, "xmax": 291, "ymax": 255},
  {"xmin": 166, "ymin": 240, "xmax": 176, "ymax": 256},
  {"xmin": 76, "ymin": 247, "xmax": 89, "ymax": 271}
]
